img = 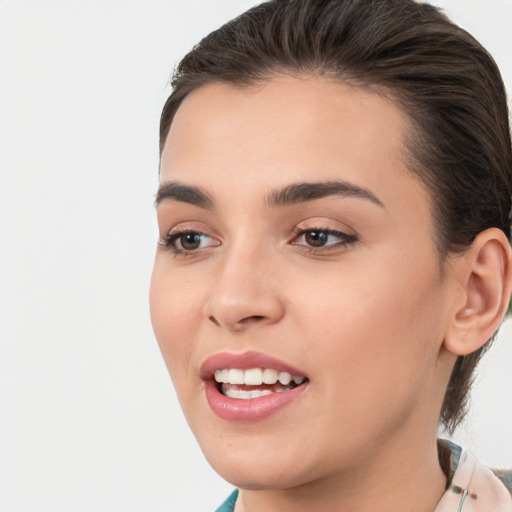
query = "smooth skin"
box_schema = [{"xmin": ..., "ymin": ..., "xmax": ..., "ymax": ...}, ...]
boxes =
[{"xmin": 150, "ymin": 76, "xmax": 512, "ymax": 512}]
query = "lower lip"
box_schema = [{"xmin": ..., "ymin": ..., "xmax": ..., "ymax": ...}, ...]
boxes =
[{"xmin": 204, "ymin": 380, "xmax": 309, "ymax": 421}]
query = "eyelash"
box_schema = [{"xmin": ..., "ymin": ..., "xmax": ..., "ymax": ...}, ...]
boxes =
[
  {"xmin": 159, "ymin": 229, "xmax": 215, "ymax": 256},
  {"xmin": 159, "ymin": 227, "xmax": 358, "ymax": 256},
  {"xmin": 290, "ymin": 226, "xmax": 358, "ymax": 252}
]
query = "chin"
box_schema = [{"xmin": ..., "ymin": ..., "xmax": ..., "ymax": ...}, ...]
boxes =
[
  {"xmin": 210, "ymin": 458, "xmax": 308, "ymax": 491},
  {"xmin": 198, "ymin": 434, "xmax": 320, "ymax": 491}
]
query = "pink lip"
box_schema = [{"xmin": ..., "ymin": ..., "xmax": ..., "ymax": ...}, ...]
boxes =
[{"xmin": 200, "ymin": 351, "xmax": 309, "ymax": 422}]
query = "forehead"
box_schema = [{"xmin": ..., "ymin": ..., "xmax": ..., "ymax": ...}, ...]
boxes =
[{"xmin": 160, "ymin": 75, "xmax": 427, "ymax": 220}]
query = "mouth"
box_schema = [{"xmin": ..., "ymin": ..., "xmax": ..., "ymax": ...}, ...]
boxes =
[
  {"xmin": 214, "ymin": 368, "xmax": 307, "ymax": 399},
  {"xmin": 200, "ymin": 352, "xmax": 310, "ymax": 421}
]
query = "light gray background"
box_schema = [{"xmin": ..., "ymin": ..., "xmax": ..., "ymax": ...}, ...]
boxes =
[{"xmin": 0, "ymin": 1, "xmax": 511, "ymax": 510}]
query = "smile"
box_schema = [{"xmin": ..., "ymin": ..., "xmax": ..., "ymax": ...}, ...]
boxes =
[
  {"xmin": 214, "ymin": 368, "xmax": 306, "ymax": 398},
  {"xmin": 201, "ymin": 352, "xmax": 310, "ymax": 420}
]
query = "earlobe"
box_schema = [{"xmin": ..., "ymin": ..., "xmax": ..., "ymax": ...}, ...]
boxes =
[{"xmin": 444, "ymin": 228, "xmax": 512, "ymax": 356}]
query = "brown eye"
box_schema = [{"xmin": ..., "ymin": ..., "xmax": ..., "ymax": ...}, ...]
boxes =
[
  {"xmin": 160, "ymin": 230, "xmax": 219, "ymax": 254},
  {"xmin": 292, "ymin": 228, "xmax": 358, "ymax": 251},
  {"xmin": 304, "ymin": 230, "xmax": 329, "ymax": 247},
  {"xmin": 179, "ymin": 233, "xmax": 202, "ymax": 250}
]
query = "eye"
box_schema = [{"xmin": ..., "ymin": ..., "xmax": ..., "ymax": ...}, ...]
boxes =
[
  {"xmin": 291, "ymin": 228, "xmax": 357, "ymax": 250},
  {"xmin": 159, "ymin": 230, "xmax": 219, "ymax": 255},
  {"xmin": 303, "ymin": 230, "xmax": 331, "ymax": 247}
]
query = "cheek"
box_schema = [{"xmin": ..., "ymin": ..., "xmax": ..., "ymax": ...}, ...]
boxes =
[
  {"xmin": 294, "ymin": 249, "xmax": 446, "ymax": 402},
  {"xmin": 149, "ymin": 257, "xmax": 204, "ymax": 382},
  {"xmin": 285, "ymin": 261, "xmax": 446, "ymax": 469}
]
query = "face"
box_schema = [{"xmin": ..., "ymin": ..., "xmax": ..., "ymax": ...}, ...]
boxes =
[{"xmin": 150, "ymin": 76, "xmax": 455, "ymax": 489}]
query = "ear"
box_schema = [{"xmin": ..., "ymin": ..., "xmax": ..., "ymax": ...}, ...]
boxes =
[{"xmin": 444, "ymin": 228, "xmax": 512, "ymax": 356}]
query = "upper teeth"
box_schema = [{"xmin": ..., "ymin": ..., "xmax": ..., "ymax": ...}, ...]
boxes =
[{"xmin": 214, "ymin": 368, "xmax": 305, "ymax": 386}]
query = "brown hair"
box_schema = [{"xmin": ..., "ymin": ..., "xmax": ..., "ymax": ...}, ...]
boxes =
[{"xmin": 159, "ymin": 0, "xmax": 512, "ymax": 433}]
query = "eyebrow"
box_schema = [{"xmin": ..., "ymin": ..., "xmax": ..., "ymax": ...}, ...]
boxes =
[
  {"xmin": 155, "ymin": 181, "xmax": 214, "ymax": 209},
  {"xmin": 155, "ymin": 179, "xmax": 384, "ymax": 210},
  {"xmin": 267, "ymin": 180, "xmax": 384, "ymax": 208}
]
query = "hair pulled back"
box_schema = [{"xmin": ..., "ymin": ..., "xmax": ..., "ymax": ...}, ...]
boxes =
[{"xmin": 160, "ymin": 0, "xmax": 512, "ymax": 433}]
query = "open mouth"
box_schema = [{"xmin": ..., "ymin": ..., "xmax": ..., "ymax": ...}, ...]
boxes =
[
  {"xmin": 214, "ymin": 368, "xmax": 309, "ymax": 400},
  {"xmin": 201, "ymin": 352, "xmax": 310, "ymax": 420}
]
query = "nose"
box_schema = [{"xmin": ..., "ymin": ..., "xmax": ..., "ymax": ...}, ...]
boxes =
[{"xmin": 203, "ymin": 245, "xmax": 285, "ymax": 332}]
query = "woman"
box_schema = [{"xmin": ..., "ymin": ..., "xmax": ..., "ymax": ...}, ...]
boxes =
[{"xmin": 150, "ymin": 0, "xmax": 512, "ymax": 510}]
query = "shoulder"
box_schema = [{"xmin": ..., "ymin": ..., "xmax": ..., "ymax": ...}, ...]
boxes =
[
  {"xmin": 438, "ymin": 438, "xmax": 512, "ymax": 509},
  {"xmin": 492, "ymin": 469, "xmax": 512, "ymax": 497}
]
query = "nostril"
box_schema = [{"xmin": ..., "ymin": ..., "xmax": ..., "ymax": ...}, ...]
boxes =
[
  {"xmin": 208, "ymin": 316, "xmax": 220, "ymax": 326},
  {"xmin": 240, "ymin": 315, "xmax": 266, "ymax": 324},
  {"xmin": 207, "ymin": 314, "xmax": 267, "ymax": 329}
]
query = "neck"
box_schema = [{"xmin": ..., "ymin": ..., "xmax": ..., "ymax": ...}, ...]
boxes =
[{"xmin": 236, "ymin": 434, "xmax": 447, "ymax": 512}]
